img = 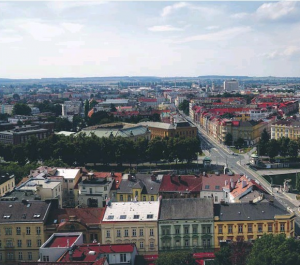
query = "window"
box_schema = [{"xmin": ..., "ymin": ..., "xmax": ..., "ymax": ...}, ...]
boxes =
[
  {"xmin": 280, "ymin": 223, "xmax": 285, "ymax": 232},
  {"xmin": 128, "ymin": 195, "xmax": 131, "ymax": 201},
  {"xmin": 43, "ymin": 256, "xmax": 50, "ymax": 262},
  {"xmin": 228, "ymin": 225, "xmax": 233, "ymax": 234},
  {"xmin": 151, "ymin": 196, "xmax": 154, "ymax": 201},
  {"xmin": 150, "ymin": 228, "xmax": 154, "ymax": 236},
  {"xmin": 16, "ymin": 227, "xmax": 21, "ymax": 235},
  {"xmin": 143, "ymin": 196, "xmax": 146, "ymax": 201},
  {"xmin": 215, "ymin": 185, "xmax": 220, "ymax": 190},
  {"xmin": 203, "ymin": 239, "xmax": 207, "ymax": 247},
  {"xmin": 147, "ymin": 214, "xmax": 153, "ymax": 219},
  {"xmin": 207, "ymin": 226, "xmax": 211, "ymax": 233},
  {"xmin": 27, "ymin": 240, "xmax": 31, "ymax": 247},
  {"xmin": 140, "ymin": 241, "xmax": 144, "ymax": 249},
  {"xmin": 120, "ymin": 215, "xmax": 126, "ymax": 219},
  {"xmin": 28, "ymin": 252, "xmax": 32, "ymax": 260},
  {"xmin": 6, "ymin": 239, "xmax": 13, "ymax": 247},
  {"xmin": 37, "ymin": 239, "xmax": 42, "ymax": 247},
  {"xmin": 117, "ymin": 230, "xmax": 121, "ymax": 237},
  {"xmin": 218, "ymin": 225, "xmax": 223, "ymax": 234},
  {"xmin": 150, "ymin": 241, "xmax": 154, "ymax": 249},
  {"xmin": 107, "ymin": 215, "xmax": 114, "ymax": 220},
  {"xmin": 185, "ymin": 239, "xmax": 189, "ymax": 246},
  {"xmin": 5, "ymin": 227, "xmax": 12, "ymax": 235},
  {"xmin": 36, "ymin": 227, "xmax": 41, "ymax": 235},
  {"xmin": 7, "ymin": 252, "xmax": 14, "ymax": 260},
  {"xmin": 192, "ymin": 225, "xmax": 198, "ymax": 234},
  {"xmin": 207, "ymin": 239, "xmax": 211, "ymax": 247},
  {"xmin": 184, "ymin": 226, "xmax": 189, "ymax": 234},
  {"xmin": 17, "ymin": 240, "xmax": 22, "ymax": 247},
  {"xmin": 139, "ymin": 229, "xmax": 144, "ymax": 236},
  {"xmin": 215, "ymin": 196, "xmax": 218, "ymax": 202},
  {"xmin": 26, "ymin": 227, "xmax": 31, "ymax": 235},
  {"xmin": 132, "ymin": 229, "xmax": 136, "ymax": 237},
  {"xmin": 104, "ymin": 186, "xmax": 107, "ymax": 191},
  {"xmin": 124, "ymin": 229, "xmax": 128, "ymax": 237},
  {"xmin": 133, "ymin": 215, "xmax": 139, "ymax": 219},
  {"xmin": 120, "ymin": 195, "xmax": 123, "ymax": 201},
  {"xmin": 205, "ymin": 185, "xmax": 210, "ymax": 189},
  {"xmin": 238, "ymin": 224, "xmax": 243, "ymax": 233},
  {"xmin": 291, "ymin": 220, "xmax": 294, "ymax": 230},
  {"xmin": 175, "ymin": 226, "xmax": 180, "ymax": 235},
  {"xmin": 248, "ymin": 224, "xmax": 253, "ymax": 233},
  {"xmin": 120, "ymin": 253, "xmax": 126, "ymax": 262},
  {"xmin": 258, "ymin": 224, "xmax": 262, "ymax": 233},
  {"xmin": 106, "ymin": 230, "xmax": 110, "ymax": 238},
  {"xmin": 18, "ymin": 252, "xmax": 23, "ymax": 260}
]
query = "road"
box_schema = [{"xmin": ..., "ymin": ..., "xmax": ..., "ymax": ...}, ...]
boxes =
[{"xmin": 180, "ymin": 111, "xmax": 300, "ymax": 235}]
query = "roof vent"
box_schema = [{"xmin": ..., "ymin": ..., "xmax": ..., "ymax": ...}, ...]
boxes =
[{"xmin": 9, "ymin": 205, "xmax": 12, "ymax": 208}]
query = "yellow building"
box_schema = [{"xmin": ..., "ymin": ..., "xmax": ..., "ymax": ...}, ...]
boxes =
[
  {"xmin": 116, "ymin": 174, "xmax": 162, "ymax": 202},
  {"xmin": 101, "ymin": 201, "xmax": 160, "ymax": 255},
  {"xmin": 0, "ymin": 200, "xmax": 52, "ymax": 265},
  {"xmin": 271, "ymin": 120, "xmax": 300, "ymax": 140},
  {"xmin": 213, "ymin": 202, "xmax": 295, "ymax": 248},
  {"xmin": 0, "ymin": 175, "xmax": 15, "ymax": 197}
]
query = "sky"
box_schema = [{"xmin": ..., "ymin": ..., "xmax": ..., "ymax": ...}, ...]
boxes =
[{"xmin": 0, "ymin": 1, "xmax": 300, "ymax": 79}]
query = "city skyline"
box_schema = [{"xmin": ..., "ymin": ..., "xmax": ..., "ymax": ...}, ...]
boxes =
[{"xmin": 1, "ymin": 1, "xmax": 300, "ymax": 79}]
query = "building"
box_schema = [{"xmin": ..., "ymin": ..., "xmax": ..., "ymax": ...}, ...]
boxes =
[
  {"xmin": 81, "ymin": 122, "xmax": 151, "ymax": 141},
  {"xmin": 101, "ymin": 201, "xmax": 160, "ymax": 254},
  {"xmin": 78, "ymin": 172, "xmax": 115, "ymax": 207},
  {"xmin": 139, "ymin": 121, "xmax": 197, "ymax": 139},
  {"xmin": 223, "ymin": 80, "xmax": 239, "ymax": 91},
  {"xmin": 39, "ymin": 232, "xmax": 83, "ymax": 262},
  {"xmin": 158, "ymin": 198, "xmax": 214, "ymax": 251},
  {"xmin": 0, "ymin": 104, "xmax": 14, "ymax": 115},
  {"xmin": 159, "ymin": 174, "xmax": 202, "ymax": 199},
  {"xmin": 213, "ymin": 201, "xmax": 295, "ymax": 248},
  {"xmin": 44, "ymin": 208, "xmax": 104, "ymax": 244},
  {"xmin": 116, "ymin": 174, "xmax": 162, "ymax": 202},
  {"xmin": 57, "ymin": 243, "xmax": 138, "ymax": 265},
  {"xmin": 0, "ymin": 125, "xmax": 50, "ymax": 145},
  {"xmin": 0, "ymin": 174, "xmax": 15, "ymax": 197},
  {"xmin": 0, "ymin": 200, "xmax": 52, "ymax": 265},
  {"xmin": 271, "ymin": 120, "xmax": 300, "ymax": 140},
  {"xmin": 62, "ymin": 101, "xmax": 83, "ymax": 117}
]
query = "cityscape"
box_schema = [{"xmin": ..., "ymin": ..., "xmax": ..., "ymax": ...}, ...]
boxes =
[{"xmin": 1, "ymin": 1, "xmax": 300, "ymax": 265}]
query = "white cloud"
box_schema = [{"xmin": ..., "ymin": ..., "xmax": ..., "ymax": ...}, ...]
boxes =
[
  {"xmin": 148, "ymin": 25, "xmax": 183, "ymax": 32},
  {"xmin": 256, "ymin": 1, "xmax": 297, "ymax": 21},
  {"xmin": 177, "ymin": 26, "xmax": 251, "ymax": 43},
  {"xmin": 19, "ymin": 21, "xmax": 65, "ymax": 41},
  {"xmin": 61, "ymin": 23, "xmax": 83, "ymax": 33},
  {"xmin": 260, "ymin": 46, "xmax": 300, "ymax": 59},
  {"xmin": 205, "ymin": 25, "xmax": 220, "ymax": 30},
  {"xmin": 56, "ymin": 41, "xmax": 85, "ymax": 48},
  {"xmin": 161, "ymin": 2, "xmax": 187, "ymax": 17},
  {"xmin": 47, "ymin": 1, "xmax": 107, "ymax": 14},
  {"xmin": 0, "ymin": 36, "xmax": 23, "ymax": 44},
  {"xmin": 231, "ymin": 12, "xmax": 249, "ymax": 19}
]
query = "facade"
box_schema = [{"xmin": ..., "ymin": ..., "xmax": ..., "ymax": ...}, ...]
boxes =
[
  {"xmin": 159, "ymin": 174, "xmax": 201, "ymax": 199},
  {"xmin": 101, "ymin": 201, "xmax": 160, "ymax": 255},
  {"xmin": 62, "ymin": 101, "xmax": 83, "ymax": 117},
  {"xmin": 213, "ymin": 201, "xmax": 295, "ymax": 248},
  {"xmin": 0, "ymin": 174, "xmax": 15, "ymax": 197},
  {"xmin": 0, "ymin": 200, "xmax": 52, "ymax": 265},
  {"xmin": 271, "ymin": 120, "xmax": 300, "ymax": 140},
  {"xmin": 158, "ymin": 198, "xmax": 214, "ymax": 252},
  {"xmin": 44, "ymin": 208, "xmax": 104, "ymax": 245},
  {"xmin": 223, "ymin": 80, "xmax": 239, "ymax": 91},
  {"xmin": 116, "ymin": 174, "xmax": 162, "ymax": 202},
  {"xmin": 139, "ymin": 121, "xmax": 197, "ymax": 139}
]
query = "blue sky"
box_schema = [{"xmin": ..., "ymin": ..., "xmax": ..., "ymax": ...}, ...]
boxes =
[{"xmin": 0, "ymin": 1, "xmax": 300, "ymax": 78}]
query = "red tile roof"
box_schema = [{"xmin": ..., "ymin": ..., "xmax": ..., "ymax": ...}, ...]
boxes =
[
  {"xmin": 159, "ymin": 175, "xmax": 202, "ymax": 193},
  {"xmin": 138, "ymin": 98, "xmax": 157, "ymax": 102},
  {"xmin": 46, "ymin": 235, "xmax": 78, "ymax": 248},
  {"xmin": 230, "ymin": 176, "xmax": 254, "ymax": 199},
  {"xmin": 201, "ymin": 174, "xmax": 240, "ymax": 192}
]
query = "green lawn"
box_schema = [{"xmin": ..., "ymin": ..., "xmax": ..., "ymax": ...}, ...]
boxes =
[{"xmin": 229, "ymin": 147, "xmax": 252, "ymax": 154}]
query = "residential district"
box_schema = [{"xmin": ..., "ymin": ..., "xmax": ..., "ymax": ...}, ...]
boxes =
[{"xmin": 1, "ymin": 76, "xmax": 300, "ymax": 265}]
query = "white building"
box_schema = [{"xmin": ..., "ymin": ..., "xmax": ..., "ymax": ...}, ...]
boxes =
[
  {"xmin": 62, "ymin": 101, "xmax": 83, "ymax": 117},
  {"xmin": 223, "ymin": 80, "xmax": 239, "ymax": 91},
  {"xmin": 175, "ymin": 95, "xmax": 187, "ymax": 107}
]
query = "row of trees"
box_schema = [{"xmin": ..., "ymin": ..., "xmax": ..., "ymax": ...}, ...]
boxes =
[
  {"xmin": 0, "ymin": 134, "xmax": 201, "ymax": 169},
  {"xmin": 214, "ymin": 234, "xmax": 300, "ymax": 265},
  {"xmin": 258, "ymin": 129, "xmax": 299, "ymax": 159}
]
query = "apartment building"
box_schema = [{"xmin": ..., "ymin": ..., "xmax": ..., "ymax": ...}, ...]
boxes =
[
  {"xmin": 158, "ymin": 198, "xmax": 214, "ymax": 251},
  {"xmin": 0, "ymin": 175, "xmax": 15, "ymax": 197},
  {"xmin": 271, "ymin": 120, "xmax": 300, "ymax": 140},
  {"xmin": 101, "ymin": 201, "xmax": 160, "ymax": 255},
  {"xmin": 0, "ymin": 200, "xmax": 52, "ymax": 265}
]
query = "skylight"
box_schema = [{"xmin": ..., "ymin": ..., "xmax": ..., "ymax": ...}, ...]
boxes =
[
  {"xmin": 107, "ymin": 215, "xmax": 114, "ymax": 220},
  {"xmin": 120, "ymin": 215, "xmax": 126, "ymax": 219},
  {"xmin": 133, "ymin": 215, "xmax": 140, "ymax": 219},
  {"xmin": 33, "ymin": 214, "xmax": 41, "ymax": 218},
  {"xmin": 147, "ymin": 214, "xmax": 153, "ymax": 219}
]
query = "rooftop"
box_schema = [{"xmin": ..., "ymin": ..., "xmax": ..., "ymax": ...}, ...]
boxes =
[
  {"xmin": 159, "ymin": 198, "xmax": 214, "ymax": 220},
  {"xmin": 102, "ymin": 201, "xmax": 160, "ymax": 222},
  {"xmin": 0, "ymin": 174, "xmax": 14, "ymax": 185},
  {"xmin": 45, "ymin": 235, "xmax": 78, "ymax": 248},
  {"xmin": 201, "ymin": 173, "xmax": 240, "ymax": 192},
  {"xmin": 159, "ymin": 174, "xmax": 202, "ymax": 193},
  {"xmin": 55, "ymin": 168, "xmax": 81, "ymax": 179}
]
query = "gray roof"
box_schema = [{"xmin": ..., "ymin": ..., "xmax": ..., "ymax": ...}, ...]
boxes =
[
  {"xmin": 159, "ymin": 198, "xmax": 214, "ymax": 220},
  {"xmin": 0, "ymin": 201, "xmax": 51, "ymax": 223},
  {"xmin": 117, "ymin": 174, "xmax": 162, "ymax": 195},
  {"xmin": 139, "ymin": 121, "xmax": 174, "ymax": 130},
  {"xmin": 214, "ymin": 201, "xmax": 292, "ymax": 221}
]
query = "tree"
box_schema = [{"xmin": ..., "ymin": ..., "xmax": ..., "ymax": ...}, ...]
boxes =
[
  {"xmin": 12, "ymin": 93, "xmax": 20, "ymax": 100},
  {"xmin": 214, "ymin": 245, "xmax": 232, "ymax": 265},
  {"xmin": 278, "ymin": 137, "xmax": 290, "ymax": 157},
  {"xmin": 288, "ymin": 140, "xmax": 298, "ymax": 158},
  {"xmin": 234, "ymin": 137, "xmax": 244, "ymax": 149},
  {"xmin": 84, "ymin": 99, "xmax": 90, "ymax": 118},
  {"xmin": 267, "ymin": 139, "xmax": 279, "ymax": 159},
  {"xmin": 155, "ymin": 251, "xmax": 197, "ymax": 265},
  {"xmin": 110, "ymin": 103, "xmax": 117, "ymax": 112},
  {"xmin": 224, "ymin": 133, "xmax": 233, "ymax": 146},
  {"xmin": 12, "ymin": 103, "xmax": 31, "ymax": 115},
  {"xmin": 178, "ymin": 99, "xmax": 190, "ymax": 115},
  {"xmin": 55, "ymin": 118, "xmax": 72, "ymax": 131},
  {"xmin": 247, "ymin": 234, "xmax": 300, "ymax": 265},
  {"xmin": 261, "ymin": 129, "xmax": 270, "ymax": 143},
  {"xmin": 296, "ymin": 172, "xmax": 300, "ymax": 192}
]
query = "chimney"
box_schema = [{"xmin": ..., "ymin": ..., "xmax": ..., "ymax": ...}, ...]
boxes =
[
  {"xmin": 242, "ymin": 180, "xmax": 247, "ymax": 188},
  {"xmin": 151, "ymin": 175, "xmax": 156, "ymax": 181},
  {"xmin": 178, "ymin": 175, "xmax": 181, "ymax": 182},
  {"xmin": 230, "ymin": 178, "xmax": 235, "ymax": 191}
]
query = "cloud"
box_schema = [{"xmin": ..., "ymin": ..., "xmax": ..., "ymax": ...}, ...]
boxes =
[
  {"xmin": 56, "ymin": 41, "xmax": 85, "ymax": 48},
  {"xmin": 256, "ymin": 1, "xmax": 297, "ymax": 21},
  {"xmin": 161, "ymin": 2, "xmax": 187, "ymax": 17},
  {"xmin": 148, "ymin": 25, "xmax": 183, "ymax": 32},
  {"xmin": 205, "ymin": 25, "xmax": 220, "ymax": 30},
  {"xmin": 61, "ymin": 23, "xmax": 83, "ymax": 33},
  {"xmin": 231, "ymin": 12, "xmax": 249, "ymax": 19},
  {"xmin": 176, "ymin": 26, "xmax": 251, "ymax": 43},
  {"xmin": 19, "ymin": 21, "xmax": 65, "ymax": 41},
  {"xmin": 47, "ymin": 1, "xmax": 107, "ymax": 14},
  {"xmin": 260, "ymin": 46, "xmax": 300, "ymax": 60},
  {"xmin": 0, "ymin": 29, "xmax": 23, "ymax": 44}
]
